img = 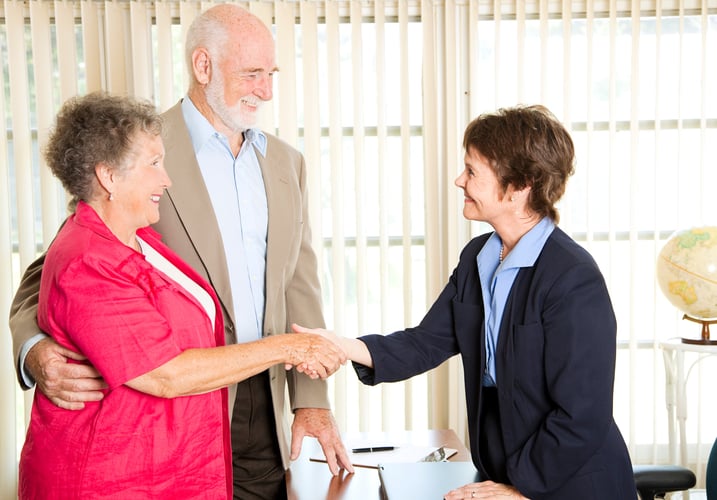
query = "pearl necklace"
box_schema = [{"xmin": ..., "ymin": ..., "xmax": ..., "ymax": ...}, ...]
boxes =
[{"xmin": 499, "ymin": 244, "xmax": 504, "ymax": 262}]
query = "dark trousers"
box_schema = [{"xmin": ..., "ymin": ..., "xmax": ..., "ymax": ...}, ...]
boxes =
[
  {"xmin": 231, "ymin": 371, "xmax": 287, "ymax": 500},
  {"xmin": 478, "ymin": 386, "xmax": 509, "ymax": 484}
]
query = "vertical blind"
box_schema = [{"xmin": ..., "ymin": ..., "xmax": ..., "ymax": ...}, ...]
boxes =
[{"xmin": 1, "ymin": 1, "xmax": 716, "ymax": 497}]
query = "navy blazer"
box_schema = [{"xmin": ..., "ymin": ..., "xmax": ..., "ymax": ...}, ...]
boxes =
[{"xmin": 355, "ymin": 228, "xmax": 636, "ymax": 499}]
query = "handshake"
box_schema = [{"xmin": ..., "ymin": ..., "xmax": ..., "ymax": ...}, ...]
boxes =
[{"xmin": 282, "ymin": 324, "xmax": 367, "ymax": 379}]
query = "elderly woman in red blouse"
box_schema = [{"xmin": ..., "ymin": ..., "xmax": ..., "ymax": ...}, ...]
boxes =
[{"xmin": 18, "ymin": 92, "xmax": 345, "ymax": 499}]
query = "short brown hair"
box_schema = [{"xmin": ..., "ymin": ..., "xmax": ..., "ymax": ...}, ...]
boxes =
[
  {"xmin": 462, "ymin": 105, "xmax": 575, "ymax": 222},
  {"xmin": 44, "ymin": 91, "xmax": 162, "ymax": 209}
]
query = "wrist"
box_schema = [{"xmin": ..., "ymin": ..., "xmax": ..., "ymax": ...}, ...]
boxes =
[
  {"xmin": 278, "ymin": 335, "xmax": 304, "ymax": 366},
  {"xmin": 19, "ymin": 333, "xmax": 50, "ymax": 388}
]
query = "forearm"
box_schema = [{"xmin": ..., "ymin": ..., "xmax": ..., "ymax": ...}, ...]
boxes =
[
  {"xmin": 18, "ymin": 333, "xmax": 50, "ymax": 387},
  {"xmin": 338, "ymin": 337, "xmax": 373, "ymax": 368},
  {"xmin": 9, "ymin": 253, "xmax": 46, "ymax": 388},
  {"xmin": 127, "ymin": 334, "xmax": 340, "ymax": 398},
  {"xmin": 127, "ymin": 336, "xmax": 294, "ymax": 397}
]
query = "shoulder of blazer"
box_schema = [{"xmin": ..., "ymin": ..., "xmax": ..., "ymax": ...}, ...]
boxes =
[
  {"xmin": 264, "ymin": 131, "xmax": 300, "ymax": 153},
  {"xmin": 539, "ymin": 227, "xmax": 600, "ymax": 272},
  {"xmin": 262, "ymin": 132, "xmax": 304, "ymax": 166}
]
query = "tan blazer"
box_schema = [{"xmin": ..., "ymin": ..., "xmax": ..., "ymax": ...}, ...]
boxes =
[{"xmin": 9, "ymin": 100, "xmax": 330, "ymax": 469}]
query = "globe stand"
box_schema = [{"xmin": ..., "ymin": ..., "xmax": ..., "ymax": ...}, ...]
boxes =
[{"xmin": 681, "ymin": 315, "xmax": 717, "ymax": 345}]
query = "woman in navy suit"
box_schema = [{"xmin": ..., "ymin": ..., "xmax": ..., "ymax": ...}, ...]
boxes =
[{"xmin": 296, "ymin": 105, "xmax": 635, "ymax": 499}]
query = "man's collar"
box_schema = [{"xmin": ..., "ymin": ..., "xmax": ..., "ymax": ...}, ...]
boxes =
[
  {"xmin": 242, "ymin": 128, "xmax": 267, "ymax": 157},
  {"xmin": 180, "ymin": 97, "xmax": 267, "ymax": 157}
]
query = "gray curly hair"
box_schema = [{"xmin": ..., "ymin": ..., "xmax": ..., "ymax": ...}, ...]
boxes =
[{"xmin": 44, "ymin": 91, "xmax": 162, "ymax": 210}]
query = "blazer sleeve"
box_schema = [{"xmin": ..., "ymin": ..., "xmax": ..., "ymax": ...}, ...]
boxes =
[
  {"xmin": 352, "ymin": 241, "xmax": 480, "ymax": 384},
  {"xmin": 507, "ymin": 260, "xmax": 619, "ymax": 497},
  {"xmin": 283, "ymin": 151, "xmax": 331, "ymax": 411},
  {"xmin": 8, "ymin": 252, "xmax": 46, "ymax": 389}
]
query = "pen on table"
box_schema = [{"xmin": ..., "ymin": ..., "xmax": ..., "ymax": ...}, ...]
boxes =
[{"xmin": 351, "ymin": 446, "xmax": 396, "ymax": 453}]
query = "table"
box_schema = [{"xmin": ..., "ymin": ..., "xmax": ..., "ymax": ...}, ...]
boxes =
[
  {"xmin": 286, "ymin": 429, "xmax": 471, "ymax": 500},
  {"xmin": 661, "ymin": 338, "xmax": 717, "ymax": 465}
]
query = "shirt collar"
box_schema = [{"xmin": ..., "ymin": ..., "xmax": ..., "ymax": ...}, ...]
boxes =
[
  {"xmin": 480, "ymin": 216, "xmax": 555, "ymax": 270},
  {"xmin": 180, "ymin": 97, "xmax": 267, "ymax": 158},
  {"xmin": 504, "ymin": 216, "xmax": 556, "ymax": 268}
]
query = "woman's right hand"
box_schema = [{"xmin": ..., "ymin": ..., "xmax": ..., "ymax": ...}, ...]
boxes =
[
  {"xmin": 283, "ymin": 330, "xmax": 347, "ymax": 379},
  {"xmin": 291, "ymin": 324, "xmax": 374, "ymax": 368}
]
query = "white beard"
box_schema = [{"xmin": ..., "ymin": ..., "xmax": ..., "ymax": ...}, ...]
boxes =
[{"xmin": 205, "ymin": 72, "xmax": 261, "ymax": 132}]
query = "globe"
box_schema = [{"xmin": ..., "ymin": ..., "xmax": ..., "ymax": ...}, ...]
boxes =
[{"xmin": 656, "ymin": 226, "xmax": 717, "ymax": 343}]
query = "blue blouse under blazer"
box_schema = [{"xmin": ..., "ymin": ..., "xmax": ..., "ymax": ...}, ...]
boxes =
[{"xmin": 354, "ymin": 227, "xmax": 636, "ymax": 499}]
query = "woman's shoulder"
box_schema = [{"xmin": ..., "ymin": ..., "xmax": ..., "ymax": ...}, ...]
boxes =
[
  {"xmin": 47, "ymin": 215, "xmax": 142, "ymax": 281},
  {"xmin": 46, "ymin": 214, "xmax": 102, "ymax": 264},
  {"xmin": 536, "ymin": 227, "xmax": 605, "ymax": 285},
  {"xmin": 544, "ymin": 227, "xmax": 598, "ymax": 265}
]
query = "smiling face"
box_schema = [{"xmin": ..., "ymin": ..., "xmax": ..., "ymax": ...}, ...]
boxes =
[
  {"xmin": 109, "ymin": 132, "xmax": 170, "ymax": 234},
  {"xmin": 204, "ymin": 23, "xmax": 277, "ymax": 133},
  {"xmin": 454, "ymin": 146, "xmax": 510, "ymax": 224}
]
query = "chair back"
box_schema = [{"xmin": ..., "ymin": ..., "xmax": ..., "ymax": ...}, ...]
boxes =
[{"xmin": 707, "ymin": 436, "xmax": 717, "ymax": 500}]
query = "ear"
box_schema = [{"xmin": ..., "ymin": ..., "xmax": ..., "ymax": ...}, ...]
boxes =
[
  {"xmin": 95, "ymin": 163, "xmax": 115, "ymax": 195},
  {"xmin": 192, "ymin": 48, "xmax": 212, "ymax": 85},
  {"xmin": 509, "ymin": 183, "xmax": 531, "ymax": 199}
]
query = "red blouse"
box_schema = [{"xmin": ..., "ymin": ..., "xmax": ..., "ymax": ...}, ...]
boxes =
[{"xmin": 20, "ymin": 202, "xmax": 232, "ymax": 499}]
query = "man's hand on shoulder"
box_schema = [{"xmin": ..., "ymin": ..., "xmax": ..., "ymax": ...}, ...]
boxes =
[
  {"xmin": 26, "ymin": 338, "xmax": 107, "ymax": 410},
  {"xmin": 290, "ymin": 407, "xmax": 354, "ymax": 476}
]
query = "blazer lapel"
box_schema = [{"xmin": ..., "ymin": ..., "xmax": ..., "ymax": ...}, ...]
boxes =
[
  {"xmin": 256, "ymin": 141, "xmax": 292, "ymax": 320},
  {"xmin": 161, "ymin": 102, "xmax": 235, "ymax": 326}
]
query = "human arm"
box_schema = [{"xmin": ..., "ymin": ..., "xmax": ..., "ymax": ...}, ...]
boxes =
[
  {"xmin": 284, "ymin": 326, "xmax": 352, "ymax": 475},
  {"xmin": 125, "ymin": 333, "xmax": 346, "ymax": 398},
  {"xmin": 352, "ymin": 270, "xmax": 463, "ymax": 385},
  {"xmin": 287, "ymin": 273, "xmax": 464, "ymax": 475},
  {"xmin": 24, "ymin": 338, "xmax": 106, "ymax": 409},
  {"xmin": 290, "ymin": 408, "xmax": 354, "ymax": 475},
  {"xmin": 9, "ymin": 251, "xmax": 106, "ymax": 408},
  {"xmin": 281, "ymin": 149, "xmax": 333, "ymax": 407},
  {"xmin": 293, "ymin": 250, "xmax": 466, "ymax": 385},
  {"xmin": 46, "ymin": 248, "xmax": 345, "ymax": 398},
  {"xmin": 285, "ymin": 331, "xmax": 354, "ymax": 474},
  {"xmin": 272, "ymin": 147, "xmax": 355, "ymax": 472}
]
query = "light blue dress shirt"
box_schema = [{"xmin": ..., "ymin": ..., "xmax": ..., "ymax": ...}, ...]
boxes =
[
  {"xmin": 182, "ymin": 97, "xmax": 268, "ymax": 344},
  {"xmin": 477, "ymin": 217, "xmax": 555, "ymax": 386}
]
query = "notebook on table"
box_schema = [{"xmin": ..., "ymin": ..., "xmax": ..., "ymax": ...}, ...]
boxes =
[{"xmin": 378, "ymin": 461, "xmax": 481, "ymax": 499}]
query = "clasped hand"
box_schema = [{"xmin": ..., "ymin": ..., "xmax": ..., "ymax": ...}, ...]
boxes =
[{"xmin": 285, "ymin": 328, "xmax": 347, "ymax": 379}]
